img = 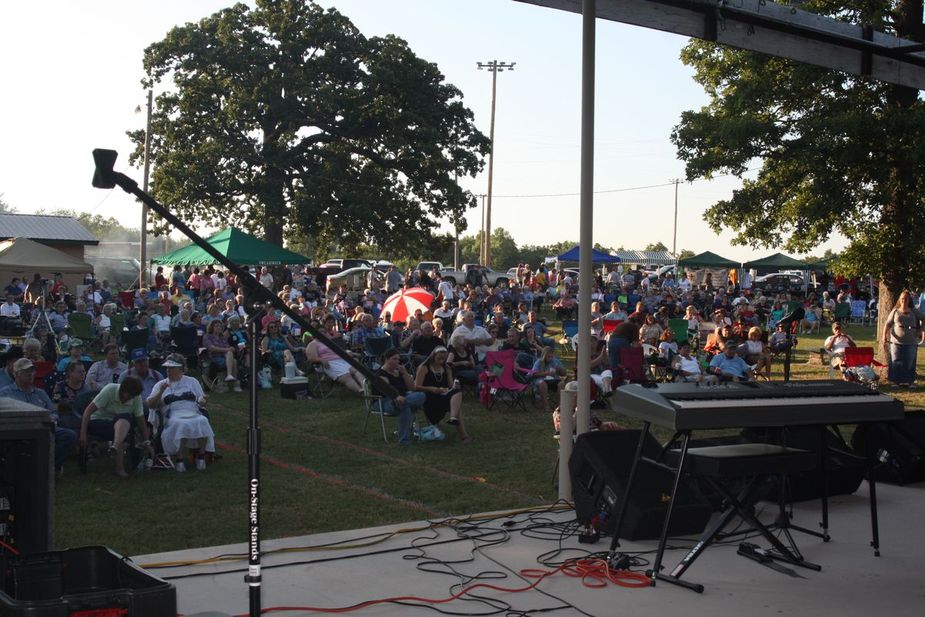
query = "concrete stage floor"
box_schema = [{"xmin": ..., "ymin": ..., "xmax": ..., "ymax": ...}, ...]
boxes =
[{"xmin": 136, "ymin": 480, "xmax": 925, "ymax": 617}]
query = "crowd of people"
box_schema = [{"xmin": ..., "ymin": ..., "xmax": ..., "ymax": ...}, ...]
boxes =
[{"xmin": 0, "ymin": 260, "xmax": 921, "ymax": 473}]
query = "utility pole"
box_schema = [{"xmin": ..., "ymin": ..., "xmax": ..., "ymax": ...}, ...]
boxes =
[
  {"xmin": 479, "ymin": 193, "xmax": 487, "ymax": 264},
  {"xmin": 669, "ymin": 178, "xmax": 680, "ymax": 256},
  {"xmin": 139, "ymin": 89, "xmax": 153, "ymax": 287},
  {"xmin": 477, "ymin": 60, "xmax": 515, "ymax": 267}
]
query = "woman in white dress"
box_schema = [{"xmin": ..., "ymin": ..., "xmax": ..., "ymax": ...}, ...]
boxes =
[{"xmin": 146, "ymin": 353, "xmax": 215, "ymax": 472}]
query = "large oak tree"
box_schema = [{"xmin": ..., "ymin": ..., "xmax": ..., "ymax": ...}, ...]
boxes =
[
  {"xmin": 129, "ymin": 0, "xmax": 489, "ymax": 258},
  {"xmin": 671, "ymin": 0, "xmax": 925, "ymax": 359}
]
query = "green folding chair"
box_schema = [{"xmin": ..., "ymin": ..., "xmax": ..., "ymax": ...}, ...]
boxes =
[
  {"xmin": 668, "ymin": 318, "xmax": 690, "ymax": 345},
  {"xmin": 67, "ymin": 312, "xmax": 96, "ymax": 348}
]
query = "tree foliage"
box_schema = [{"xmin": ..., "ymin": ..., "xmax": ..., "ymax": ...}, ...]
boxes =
[
  {"xmin": 671, "ymin": 0, "xmax": 925, "ymax": 355},
  {"xmin": 644, "ymin": 241, "xmax": 669, "ymax": 252},
  {"xmin": 0, "ymin": 195, "xmax": 14, "ymax": 214},
  {"xmin": 129, "ymin": 0, "xmax": 489, "ymax": 256}
]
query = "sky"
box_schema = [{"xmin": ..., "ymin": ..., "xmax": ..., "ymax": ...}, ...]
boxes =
[{"xmin": 0, "ymin": 0, "xmax": 848, "ymax": 262}]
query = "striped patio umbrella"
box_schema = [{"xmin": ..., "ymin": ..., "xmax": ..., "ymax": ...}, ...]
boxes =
[{"xmin": 381, "ymin": 287, "xmax": 434, "ymax": 323}]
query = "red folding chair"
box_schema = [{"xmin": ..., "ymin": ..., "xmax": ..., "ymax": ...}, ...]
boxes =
[
  {"xmin": 118, "ymin": 291, "xmax": 136, "ymax": 310},
  {"xmin": 616, "ymin": 346, "xmax": 651, "ymax": 385},
  {"xmin": 842, "ymin": 347, "xmax": 885, "ymax": 388},
  {"xmin": 480, "ymin": 349, "xmax": 533, "ymax": 411}
]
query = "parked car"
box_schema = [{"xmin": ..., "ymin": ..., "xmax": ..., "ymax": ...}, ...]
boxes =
[
  {"xmin": 752, "ymin": 272, "xmax": 807, "ymax": 294},
  {"xmin": 318, "ymin": 258, "xmax": 373, "ymax": 276},
  {"xmin": 326, "ymin": 265, "xmax": 373, "ymax": 291},
  {"xmin": 87, "ymin": 256, "xmax": 142, "ymax": 288}
]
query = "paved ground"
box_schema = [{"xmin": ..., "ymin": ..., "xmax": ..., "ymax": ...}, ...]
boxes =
[{"xmin": 136, "ymin": 480, "xmax": 925, "ymax": 617}]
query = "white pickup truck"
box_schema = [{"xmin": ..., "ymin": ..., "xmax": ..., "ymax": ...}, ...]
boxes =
[{"xmin": 437, "ymin": 264, "xmax": 511, "ymax": 287}]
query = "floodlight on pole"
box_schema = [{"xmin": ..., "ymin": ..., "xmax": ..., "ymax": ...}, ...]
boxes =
[{"xmin": 476, "ymin": 60, "xmax": 515, "ymax": 267}]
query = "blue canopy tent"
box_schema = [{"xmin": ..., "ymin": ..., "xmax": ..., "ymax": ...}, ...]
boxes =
[{"xmin": 556, "ymin": 245, "xmax": 621, "ymax": 263}]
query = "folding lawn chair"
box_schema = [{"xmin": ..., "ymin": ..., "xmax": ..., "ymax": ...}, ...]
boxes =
[
  {"xmin": 480, "ymin": 349, "xmax": 533, "ymax": 412},
  {"xmin": 841, "ymin": 347, "xmax": 885, "ymax": 389}
]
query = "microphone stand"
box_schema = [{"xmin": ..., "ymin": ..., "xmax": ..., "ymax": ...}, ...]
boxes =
[
  {"xmin": 91, "ymin": 149, "xmax": 399, "ymax": 617},
  {"xmin": 245, "ymin": 306, "xmax": 264, "ymax": 616}
]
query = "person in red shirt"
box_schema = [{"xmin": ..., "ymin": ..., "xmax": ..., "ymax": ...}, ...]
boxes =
[{"xmin": 154, "ymin": 266, "xmax": 168, "ymax": 290}]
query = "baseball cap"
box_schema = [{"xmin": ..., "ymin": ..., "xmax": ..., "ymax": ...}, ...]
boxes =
[
  {"xmin": 68, "ymin": 339, "xmax": 85, "ymax": 350},
  {"xmin": 12, "ymin": 358, "xmax": 35, "ymax": 373},
  {"xmin": 130, "ymin": 348, "xmax": 149, "ymax": 362}
]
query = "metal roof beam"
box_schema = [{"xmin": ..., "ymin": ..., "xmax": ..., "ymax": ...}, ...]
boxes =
[{"xmin": 515, "ymin": 0, "xmax": 925, "ymax": 90}]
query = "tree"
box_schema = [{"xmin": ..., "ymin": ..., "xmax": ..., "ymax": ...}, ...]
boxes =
[
  {"xmin": 458, "ymin": 227, "xmax": 518, "ymax": 268},
  {"xmin": 677, "ymin": 249, "xmax": 696, "ymax": 261},
  {"xmin": 671, "ymin": 0, "xmax": 925, "ymax": 360},
  {"xmin": 0, "ymin": 195, "xmax": 14, "ymax": 213},
  {"xmin": 129, "ymin": 0, "xmax": 489, "ymax": 255},
  {"xmin": 644, "ymin": 241, "xmax": 669, "ymax": 252}
]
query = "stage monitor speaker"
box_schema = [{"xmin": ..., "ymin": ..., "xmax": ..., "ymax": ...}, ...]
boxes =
[
  {"xmin": 0, "ymin": 404, "xmax": 54, "ymax": 554},
  {"xmin": 741, "ymin": 426, "xmax": 866, "ymax": 502},
  {"xmin": 569, "ymin": 430, "xmax": 713, "ymax": 541},
  {"xmin": 851, "ymin": 410, "xmax": 925, "ymax": 485}
]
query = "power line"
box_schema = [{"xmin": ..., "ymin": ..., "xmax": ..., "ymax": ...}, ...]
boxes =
[{"xmin": 491, "ymin": 169, "xmax": 757, "ymax": 199}]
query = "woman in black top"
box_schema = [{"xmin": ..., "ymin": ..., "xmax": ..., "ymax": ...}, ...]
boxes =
[
  {"xmin": 414, "ymin": 346, "xmax": 470, "ymax": 442},
  {"xmin": 375, "ymin": 349, "xmax": 425, "ymax": 445}
]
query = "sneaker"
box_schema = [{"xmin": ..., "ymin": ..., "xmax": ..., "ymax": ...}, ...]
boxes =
[
  {"xmin": 225, "ymin": 374, "xmax": 237, "ymax": 382},
  {"xmin": 175, "ymin": 461, "xmax": 186, "ymax": 473},
  {"xmin": 195, "ymin": 458, "xmax": 206, "ymax": 471},
  {"xmin": 233, "ymin": 383, "xmax": 243, "ymax": 393}
]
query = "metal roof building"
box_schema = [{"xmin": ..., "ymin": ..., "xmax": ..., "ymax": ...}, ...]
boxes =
[{"xmin": 0, "ymin": 213, "xmax": 98, "ymax": 245}]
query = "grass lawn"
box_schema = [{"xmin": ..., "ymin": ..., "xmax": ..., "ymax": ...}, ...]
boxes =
[{"xmin": 54, "ymin": 321, "xmax": 925, "ymax": 556}]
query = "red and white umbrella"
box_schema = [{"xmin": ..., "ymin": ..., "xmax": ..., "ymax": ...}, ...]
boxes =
[{"xmin": 381, "ymin": 287, "xmax": 434, "ymax": 323}]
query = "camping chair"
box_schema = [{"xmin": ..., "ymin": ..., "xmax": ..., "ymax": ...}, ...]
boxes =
[
  {"xmin": 841, "ymin": 347, "xmax": 885, "ymax": 388},
  {"xmin": 614, "ymin": 346, "xmax": 653, "ymax": 387},
  {"xmin": 560, "ymin": 319, "xmax": 578, "ymax": 350},
  {"xmin": 169, "ymin": 325, "xmax": 201, "ymax": 374},
  {"xmin": 601, "ymin": 319, "xmax": 622, "ymax": 338},
  {"xmin": 120, "ymin": 328, "xmax": 150, "ymax": 356},
  {"xmin": 362, "ymin": 335, "xmax": 393, "ymax": 372},
  {"xmin": 641, "ymin": 343, "xmax": 674, "ymax": 382},
  {"xmin": 834, "ymin": 302, "xmax": 852, "ymax": 326},
  {"xmin": 66, "ymin": 312, "xmax": 96, "ymax": 349},
  {"xmin": 118, "ymin": 291, "xmax": 136, "ymax": 310},
  {"xmin": 480, "ymin": 349, "xmax": 533, "ymax": 412},
  {"xmin": 668, "ymin": 318, "xmax": 690, "ymax": 346},
  {"xmin": 32, "ymin": 360, "xmax": 55, "ymax": 393},
  {"xmin": 361, "ymin": 379, "xmax": 414, "ymax": 443},
  {"xmin": 71, "ymin": 390, "xmax": 141, "ymax": 474},
  {"xmin": 849, "ymin": 300, "xmax": 868, "ymax": 326},
  {"xmin": 109, "ymin": 313, "xmax": 126, "ymax": 344},
  {"xmin": 307, "ymin": 362, "xmax": 337, "ymax": 398}
]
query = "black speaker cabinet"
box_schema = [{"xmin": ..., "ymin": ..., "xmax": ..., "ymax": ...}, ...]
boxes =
[
  {"xmin": 852, "ymin": 410, "xmax": 925, "ymax": 485},
  {"xmin": 742, "ymin": 425, "xmax": 866, "ymax": 502},
  {"xmin": 0, "ymin": 403, "xmax": 54, "ymax": 554},
  {"xmin": 569, "ymin": 430, "xmax": 713, "ymax": 541}
]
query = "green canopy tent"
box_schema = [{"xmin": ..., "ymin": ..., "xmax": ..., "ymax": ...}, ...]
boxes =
[
  {"xmin": 152, "ymin": 228, "xmax": 310, "ymax": 266},
  {"xmin": 677, "ymin": 251, "xmax": 740, "ymax": 268},
  {"xmin": 742, "ymin": 252, "xmax": 810, "ymax": 271}
]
